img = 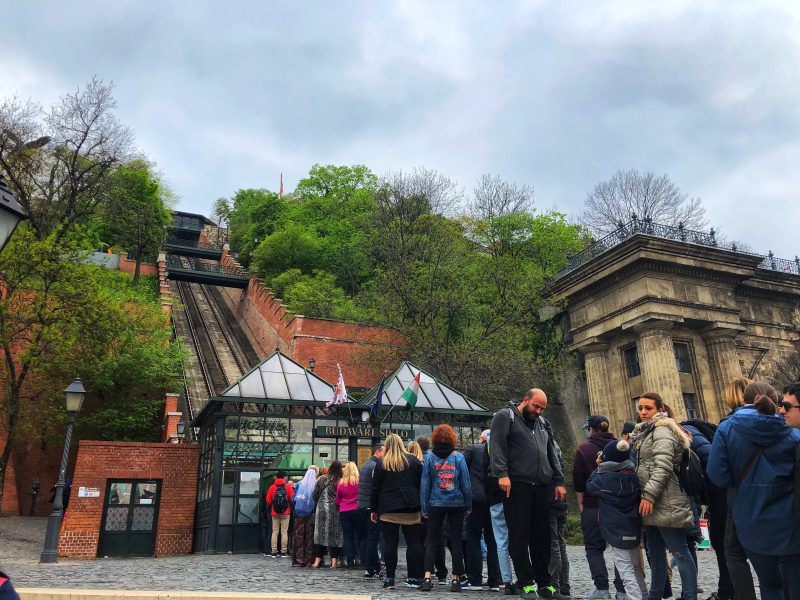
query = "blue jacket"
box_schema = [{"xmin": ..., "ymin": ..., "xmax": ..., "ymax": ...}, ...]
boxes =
[
  {"xmin": 683, "ymin": 424, "xmax": 712, "ymax": 470},
  {"xmin": 707, "ymin": 404, "xmax": 800, "ymax": 556},
  {"xmin": 586, "ymin": 460, "xmax": 642, "ymax": 549},
  {"xmin": 421, "ymin": 445, "xmax": 472, "ymax": 516}
]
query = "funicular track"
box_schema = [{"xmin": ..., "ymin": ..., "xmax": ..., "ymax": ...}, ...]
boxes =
[{"xmin": 174, "ymin": 280, "xmax": 245, "ymax": 398}]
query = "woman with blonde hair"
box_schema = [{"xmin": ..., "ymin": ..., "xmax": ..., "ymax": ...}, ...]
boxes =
[
  {"xmin": 336, "ymin": 462, "xmax": 363, "ymax": 569},
  {"xmin": 725, "ymin": 376, "xmax": 751, "ymax": 413},
  {"xmin": 370, "ymin": 433, "xmax": 424, "ymax": 589},
  {"xmin": 407, "ymin": 440, "xmax": 423, "ymax": 461}
]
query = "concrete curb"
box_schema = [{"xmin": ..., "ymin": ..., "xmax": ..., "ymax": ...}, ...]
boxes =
[{"xmin": 16, "ymin": 590, "xmax": 374, "ymax": 600}]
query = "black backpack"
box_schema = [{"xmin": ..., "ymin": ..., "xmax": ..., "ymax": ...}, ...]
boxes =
[
  {"xmin": 675, "ymin": 447, "xmax": 707, "ymax": 504},
  {"xmin": 272, "ymin": 483, "xmax": 289, "ymax": 514}
]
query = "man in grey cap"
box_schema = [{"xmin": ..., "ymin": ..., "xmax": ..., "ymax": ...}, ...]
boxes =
[{"xmin": 573, "ymin": 415, "xmax": 625, "ymax": 600}]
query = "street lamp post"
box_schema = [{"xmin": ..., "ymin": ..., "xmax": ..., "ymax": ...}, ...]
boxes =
[
  {"xmin": 0, "ymin": 174, "xmax": 28, "ymax": 252},
  {"xmin": 40, "ymin": 377, "xmax": 86, "ymax": 564}
]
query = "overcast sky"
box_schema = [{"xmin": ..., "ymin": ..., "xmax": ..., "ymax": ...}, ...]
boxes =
[{"xmin": 2, "ymin": 1, "xmax": 798, "ymax": 257}]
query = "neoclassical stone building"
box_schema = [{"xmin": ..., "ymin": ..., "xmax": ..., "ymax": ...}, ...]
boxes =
[{"xmin": 546, "ymin": 222, "xmax": 800, "ymax": 434}]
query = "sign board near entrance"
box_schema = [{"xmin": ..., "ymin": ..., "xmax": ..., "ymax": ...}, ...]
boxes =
[
  {"xmin": 315, "ymin": 426, "xmax": 415, "ymax": 440},
  {"xmin": 78, "ymin": 486, "xmax": 101, "ymax": 498}
]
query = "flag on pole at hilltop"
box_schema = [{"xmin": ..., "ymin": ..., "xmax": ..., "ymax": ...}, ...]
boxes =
[
  {"xmin": 328, "ymin": 363, "xmax": 348, "ymax": 407},
  {"xmin": 401, "ymin": 372, "xmax": 421, "ymax": 408},
  {"xmin": 279, "ymin": 173, "xmax": 284, "ymax": 197},
  {"xmin": 371, "ymin": 376, "xmax": 385, "ymax": 417}
]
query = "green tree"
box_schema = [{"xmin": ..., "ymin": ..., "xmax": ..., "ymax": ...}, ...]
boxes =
[
  {"xmin": 227, "ymin": 188, "xmax": 286, "ymax": 266},
  {"xmin": 0, "ymin": 227, "xmax": 184, "ymax": 508},
  {"xmin": 251, "ymin": 222, "xmax": 322, "ymax": 280},
  {"xmin": 101, "ymin": 160, "xmax": 172, "ymax": 284}
]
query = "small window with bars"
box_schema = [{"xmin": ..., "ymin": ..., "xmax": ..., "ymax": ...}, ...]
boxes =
[
  {"xmin": 674, "ymin": 343, "xmax": 692, "ymax": 374},
  {"xmin": 624, "ymin": 346, "xmax": 641, "ymax": 378}
]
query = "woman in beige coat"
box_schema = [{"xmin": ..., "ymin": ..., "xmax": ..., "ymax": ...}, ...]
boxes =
[{"xmin": 632, "ymin": 392, "xmax": 697, "ymax": 600}]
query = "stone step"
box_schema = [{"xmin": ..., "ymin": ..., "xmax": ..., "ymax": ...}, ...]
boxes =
[{"xmin": 16, "ymin": 590, "xmax": 373, "ymax": 600}]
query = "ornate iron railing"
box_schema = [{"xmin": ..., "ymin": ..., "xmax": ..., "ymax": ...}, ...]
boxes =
[
  {"xmin": 557, "ymin": 216, "xmax": 800, "ymax": 278},
  {"xmin": 166, "ymin": 255, "xmax": 249, "ymax": 278},
  {"xmin": 165, "ymin": 236, "xmax": 222, "ymax": 252}
]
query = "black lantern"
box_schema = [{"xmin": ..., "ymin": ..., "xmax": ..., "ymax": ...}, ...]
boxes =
[
  {"xmin": 40, "ymin": 377, "xmax": 86, "ymax": 563},
  {"xmin": 309, "ymin": 357, "xmax": 316, "ymax": 372},
  {"xmin": 177, "ymin": 419, "xmax": 186, "ymax": 436}
]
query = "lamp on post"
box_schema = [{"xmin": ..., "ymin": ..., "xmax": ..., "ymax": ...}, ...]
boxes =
[
  {"xmin": 0, "ymin": 174, "xmax": 28, "ymax": 253},
  {"xmin": 177, "ymin": 419, "xmax": 185, "ymax": 441},
  {"xmin": 40, "ymin": 376, "xmax": 86, "ymax": 564}
]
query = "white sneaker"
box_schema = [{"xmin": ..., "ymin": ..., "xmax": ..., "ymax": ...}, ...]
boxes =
[{"xmin": 585, "ymin": 591, "xmax": 612, "ymax": 600}]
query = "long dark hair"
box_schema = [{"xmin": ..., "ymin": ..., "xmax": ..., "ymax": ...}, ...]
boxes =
[
  {"xmin": 327, "ymin": 460, "xmax": 343, "ymax": 483},
  {"xmin": 639, "ymin": 392, "xmax": 675, "ymax": 418},
  {"xmin": 744, "ymin": 382, "xmax": 779, "ymax": 415}
]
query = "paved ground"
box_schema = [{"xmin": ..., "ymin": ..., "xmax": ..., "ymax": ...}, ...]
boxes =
[{"xmin": 1, "ymin": 517, "xmax": 729, "ymax": 599}]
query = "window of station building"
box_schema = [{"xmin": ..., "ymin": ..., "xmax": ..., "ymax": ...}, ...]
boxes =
[
  {"xmin": 683, "ymin": 392, "xmax": 698, "ymax": 419},
  {"xmin": 674, "ymin": 342, "xmax": 693, "ymax": 374},
  {"xmin": 624, "ymin": 346, "xmax": 641, "ymax": 378}
]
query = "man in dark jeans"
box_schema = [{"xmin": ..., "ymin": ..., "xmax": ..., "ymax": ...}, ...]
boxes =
[
  {"xmin": 357, "ymin": 443, "xmax": 384, "ymax": 578},
  {"xmin": 490, "ymin": 389, "xmax": 566, "ymax": 600},
  {"xmin": 464, "ymin": 429, "xmax": 501, "ymax": 591}
]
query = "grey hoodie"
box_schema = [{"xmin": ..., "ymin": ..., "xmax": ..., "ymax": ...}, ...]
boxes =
[{"xmin": 489, "ymin": 401, "xmax": 565, "ymax": 487}]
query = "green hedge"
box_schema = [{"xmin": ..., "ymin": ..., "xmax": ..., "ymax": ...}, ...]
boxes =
[{"xmin": 565, "ymin": 514, "xmax": 583, "ymax": 545}]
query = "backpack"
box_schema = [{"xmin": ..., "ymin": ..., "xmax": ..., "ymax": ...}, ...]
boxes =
[
  {"xmin": 674, "ymin": 447, "xmax": 707, "ymax": 504},
  {"xmin": 272, "ymin": 483, "xmax": 289, "ymax": 514}
]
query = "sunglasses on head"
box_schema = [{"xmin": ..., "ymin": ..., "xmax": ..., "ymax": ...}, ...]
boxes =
[{"xmin": 779, "ymin": 401, "xmax": 800, "ymax": 412}]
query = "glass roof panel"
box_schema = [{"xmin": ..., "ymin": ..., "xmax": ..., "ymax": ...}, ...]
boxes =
[
  {"xmin": 383, "ymin": 378, "xmax": 407, "ymax": 406},
  {"xmin": 239, "ymin": 371, "xmax": 266, "ymax": 398},
  {"xmin": 262, "ymin": 369, "xmax": 290, "ymax": 399},
  {"xmin": 309, "ymin": 377, "xmax": 333, "ymax": 402},
  {"xmin": 420, "ymin": 381, "xmax": 449, "ymax": 408},
  {"xmin": 285, "ymin": 373, "xmax": 315, "ymax": 401},
  {"xmin": 438, "ymin": 384, "xmax": 470, "ymax": 409},
  {"xmin": 260, "ymin": 354, "xmax": 283, "ymax": 372},
  {"xmin": 279, "ymin": 355, "xmax": 305, "ymax": 374},
  {"xmin": 223, "ymin": 385, "xmax": 241, "ymax": 397}
]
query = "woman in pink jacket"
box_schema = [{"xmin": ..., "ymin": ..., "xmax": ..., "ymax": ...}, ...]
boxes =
[{"xmin": 336, "ymin": 461, "xmax": 364, "ymax": 569}]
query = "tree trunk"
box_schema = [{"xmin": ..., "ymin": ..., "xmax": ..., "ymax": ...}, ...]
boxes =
[
  {"xmin": 133, "ymin": 256, "xmax": 142, "ymax": 286},
  {"xmin": 0, "ymin": 389, "xmax": 21, "ymax": 513}
]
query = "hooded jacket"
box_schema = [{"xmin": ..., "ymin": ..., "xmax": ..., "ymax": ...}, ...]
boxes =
[
  {"xmin": 420, "ymin": 443, "xmax": 472, "ymax": 515},
  {"xmin": 357, "ymin": 455, "xmax": 379, "ymax": 510},
  {"xmin": 573, "ymin": 431, "xmax": 617, "ymax": 509},
  {"xmin": 370, "ymin": 452, "xmax": 422, "ymax": 515},
  {"xmin": 633, "ymin": 414, "xmax": 693, "ymax": 529},
  {"xmin": 265, "ymin": 478, "xmax": 295, "ymax": 516},
  {"xmin": 489, "ymin": 402, "xmax": 565, "ymax": 487},
  {"xmin": 707, "ymin": 404, "xmax": 800, "ymax": 556},
  {"xmin": 586, "ymin": 460, "xmax": 642, "ymax": 549}
]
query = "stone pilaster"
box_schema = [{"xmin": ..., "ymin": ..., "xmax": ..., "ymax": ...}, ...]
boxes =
[
  {"xmin": 636, "ymin": 321, "xmax": 686, "ymax": 420},
  {"xmin": 582, "ymin": 343, "xmax": 623, "ymax": 433},
  {"xmin": 702, "ymin": 326, "xmax": 745, "ymax": 421}
]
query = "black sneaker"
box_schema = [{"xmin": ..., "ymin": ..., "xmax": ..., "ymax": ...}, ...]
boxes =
[
  {"xmin": 538, "ymin": 586, "xmax": 557, "ymax": 599},
  {"xmin": 383, "ymin": 578, "xmax": 395, "ymax": 589},
  {"xmin": 402, "ymin": 578, "xmax": 422, "ymax": 588},
  {"xmin": 270, "ymin": 553, "xmax": 278, "ymax": 558},
  {"xmin": 488, "ymin": 584, "xmax": 501, "ymax": 592},
  {"xmin": 419, "ymin": 578, "xmax": 434, "ymax": 592},
  {"xmin": 518, "ymin": 584, "xmax": 539, "ymax": 599},
  {"xmin": 451, "ymin": 579, "xmax": 462, "ymax": 593},
  {"xmin": 437, "ymin": 575, "xmax": 449, "ymax": 585},
  {"xmin": 364, "ymin": 571, "xmax": 374, "ymax": 578}
]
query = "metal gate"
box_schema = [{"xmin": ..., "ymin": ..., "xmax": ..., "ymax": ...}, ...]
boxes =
[{"xmin": 97, "ymin": 479, "xmax": 160, "ymax": 557}]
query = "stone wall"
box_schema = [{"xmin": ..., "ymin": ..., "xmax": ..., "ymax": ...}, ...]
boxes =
[{"xmin": 58, "ymin": 440, "xmax": 199, "ymax": 559}]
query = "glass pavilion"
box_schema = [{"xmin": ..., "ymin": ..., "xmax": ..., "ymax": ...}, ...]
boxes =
[{"xmin": 192, "ymin": 351, "xmax": 492, "ymax": 553}]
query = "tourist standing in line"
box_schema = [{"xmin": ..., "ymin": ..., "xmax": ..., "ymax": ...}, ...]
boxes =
[
  {"xmin": 708, "ymin": 382, "xmax": 800, "ymax": 599},
  {"xmin": 357, "ymin": 444, "xmax": 384, "ymax": 579},
  {"xmin": 464, "ymin": 429, "xmax": 501, "ymax": 591},
  {"xmin": 573, "ymin": 415, "xmax": 624, "ymax": 600},
  {"xmin": 418, "ymin": 423, "xmax": 472, "ymax": 592},
  {"xmin": 489, "ymin": 388, "xmax": 566, "ymax": 600},
  {"xmin": 548, "ymin": 438, "xmax": 570, "ymax": 600},
  {"xmin": 266, "ymin": 469, "xmax": 294, "ymax": 557},
  {"xmin": 407, "ymin": 440, "xmax": 424, "ymax": 460},
  {"xmin": 418, "ymin": 434, "xmax": 450, "ymax": 585},
  {"xmin": 720, "ymin": 377, "xmax": 756, "ymax": 600},
  {"xmin": 587, "ymin": 439, "xmax": 648, "ymax": 600},
  {"xmin": 337, "ymin": 462, "xmax": 364, "ymax": 569},
  {"xmin": 370, "ymin": 433, "xmax": 424, "ymax": 590},
  {"xmin": 484, "ymin": 431, "xmax": 516, "ymax": 595},
  {"xmin": 311, "ymin": 461, "xmax": 344, "ymax": 569},
  {"xmin": 291, "ymin": 466, "xmax": 319, "ymax": 566},
  {"xmin": 779, "ymin": 381, "xmax": 800, "ymax": 430},
  {"xmin": 0, "ymin": 570, "xmax": 20, "ymax": 600},
  {"xmin": 631, "ymin": 392, "xmax": 697, "ymax": 600}
]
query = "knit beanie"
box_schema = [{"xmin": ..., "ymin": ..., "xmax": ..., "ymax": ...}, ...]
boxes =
[{"xmin": 602, "ymin": 439, "xmax": 630, "ymax": 463}]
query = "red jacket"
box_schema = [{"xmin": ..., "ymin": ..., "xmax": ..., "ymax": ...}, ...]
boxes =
[{"xmin": 265, "ymin": 478, "xmax": 294, "ymax": 516}]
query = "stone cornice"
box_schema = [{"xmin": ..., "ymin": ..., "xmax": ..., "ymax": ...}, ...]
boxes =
[
  {"xmin": 570, "ymin": 295, "xmax": 741, "ymax": 337},
  {"xmin": 740, "ymin": 318, "xmax": 798, "ymax": 332}
]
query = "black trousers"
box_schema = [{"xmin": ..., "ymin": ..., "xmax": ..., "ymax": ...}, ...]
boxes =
[
  {"xmin": 381, "ymin": 521, "xmax": 424, "ymax": 580},
  {"xmin": 708, "ymin": 494, "xmax": 734, "ymax": 599},
  {"xmin": 503, "ymin": 482, "xmax": 551, "ymax": 589},
  {"xmin": 724, "ymin": 507, "xmax": 756, "ymax": 600},
  {"xmin": 361, "ymin": 510, "xmax": 381, "ymax": 575},
  {"xmin": 466, "ymin": 502, "xmax": 501, "ymax": 587},
  {"xmin": 425, "ymin": 506, "xmax": 467, "ymax": 578},
  {"xmin": 422, "ymin": 518, "xmax": 448, "ymax": 578}
]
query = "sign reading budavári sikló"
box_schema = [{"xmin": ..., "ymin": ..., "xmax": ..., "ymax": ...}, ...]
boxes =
[{"xmin": 315, "ymin": 426, "xmax": 415, "ymax": 439}]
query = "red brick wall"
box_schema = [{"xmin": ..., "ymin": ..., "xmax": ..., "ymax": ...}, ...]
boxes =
[
  {"xmin": 118, "ymin": 253, "xmax": 159, "ymax": 278},
  {"xmin": 0, "ymin": 430, "xmax": 19, "ymax": 516},
  {"xmin": 218, "ymin": 249, "xmax": 405, "ymax": 388},
  {"xmin": 58, "ymin": 440, "xmax": 199, "ymax": 559}
]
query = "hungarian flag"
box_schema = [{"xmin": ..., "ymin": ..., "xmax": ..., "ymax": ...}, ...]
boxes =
[
  {"xmin": 328, "ymin": 364, "xmax": 348, "ymax": 407},
  {"xmin": 371, "ymin": 376, "xmax": 385, "ymax": 417},
  {"xmin": 401, "ymin": 372, "xmax": 421, "ymax": 408}
]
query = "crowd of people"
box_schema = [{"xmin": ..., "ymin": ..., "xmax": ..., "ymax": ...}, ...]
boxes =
[{"xmin": 259, "ymin": 380, "xmax": 800, "ymax": 600}]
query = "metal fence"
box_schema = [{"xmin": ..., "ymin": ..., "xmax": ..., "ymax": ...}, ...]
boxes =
[{"xmin": 557, "ymin": 216, "xmax": 800, "ymax": 278}]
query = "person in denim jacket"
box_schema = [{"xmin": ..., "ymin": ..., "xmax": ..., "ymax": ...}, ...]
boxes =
[{"xmin": 418, "ymin": 423, "xmax": 472, "ymax": 592}]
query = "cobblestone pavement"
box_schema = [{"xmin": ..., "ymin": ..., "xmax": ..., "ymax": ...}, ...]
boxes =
[{"xmin": 1, "ymin": 517, "xmax": 730, "ymax": 598}]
